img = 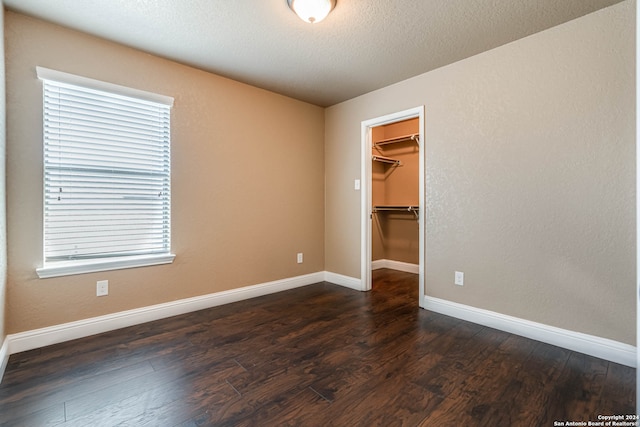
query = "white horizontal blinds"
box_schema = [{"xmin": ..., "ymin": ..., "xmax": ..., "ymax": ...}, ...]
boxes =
[{"xmin": 42, "ymin": 77, "xmax": 171, "ymax": 262}]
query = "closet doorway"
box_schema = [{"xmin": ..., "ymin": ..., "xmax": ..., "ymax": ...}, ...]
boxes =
[{"xmin": 360, "ymin": 107, "xmax": 425, "ymax": 308}]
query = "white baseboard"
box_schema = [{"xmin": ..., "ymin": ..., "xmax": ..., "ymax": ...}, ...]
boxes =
[
  {"xmin": 324, "ymin": 271, "xmax": 363, "ymax": 291},
  {"xmin": 424, "ymin": 296, "xmax": 636, "ymax": 368},
  {"xmin": 0, "ymin": 336, "xmax": 8, "ymax": 383},
  {"xmin": 6, "ymin": 271, "xmax": 325, "ymax": 357},
  {"xmin": 371, "ymin": 259, "xmax": 419, "ymax": 274},
  {"xmin": 371, "ymin": 259, "xmax": 385, "ymax": 270},
  {"xmin": 6, "ymin": 270, "xmax": 632, "ymax": 385}
]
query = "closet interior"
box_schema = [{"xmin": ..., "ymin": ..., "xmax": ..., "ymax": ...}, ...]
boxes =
[{"xmin": 371, "ymin": 118, "xmax": 420, "ymax": 269}]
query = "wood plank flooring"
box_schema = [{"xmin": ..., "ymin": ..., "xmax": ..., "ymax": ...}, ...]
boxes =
[{"xmin": 0, "ymin": 269, "xmax": 635, "ymax": 426}]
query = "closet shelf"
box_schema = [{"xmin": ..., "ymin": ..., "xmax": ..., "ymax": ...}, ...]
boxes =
[
  {"xmin": 373, "ymin": 205, "xmax": 419, "ymax": 211},
  {"xmin": 373, "ymin": 205, "xmax": 419, "ymax": 221},
  {"xmin": 373, "ymin": 133, "xmax": 419, "ymax": 148},
  {"xmin": 372, "ymin": 155, "xmax": 401, "ymax": 166}
]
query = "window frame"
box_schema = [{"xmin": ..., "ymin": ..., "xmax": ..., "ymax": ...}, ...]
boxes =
[{"xmin": 35, "ymin": 67, "xmax": 175, "ymax": 279}]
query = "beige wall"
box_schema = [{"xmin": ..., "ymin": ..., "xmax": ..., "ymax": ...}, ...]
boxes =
[
  {"xmin": 5, "ymin": 12, "xmax": 325, "ymax": 333},
  {"xmin": 0, "ymin": 5, "xmax": 6, "ymax": 347},
  {"xmin": 2, "ymin": 2, "xmax": 635, "ymax": 347},
  {"xmin": 325, "ymin": 1, "xmax": 636, "ymax": 344}
]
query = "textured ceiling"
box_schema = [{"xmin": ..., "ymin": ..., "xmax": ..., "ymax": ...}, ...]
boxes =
[{"xmin": 3, "ymin": 0, "xmax": 624, "ymax": 107}]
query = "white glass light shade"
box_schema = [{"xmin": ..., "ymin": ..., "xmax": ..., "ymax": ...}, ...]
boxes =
[{"xmin": 288, "ymin": 0, "xmax": 336, "ymax": 24}]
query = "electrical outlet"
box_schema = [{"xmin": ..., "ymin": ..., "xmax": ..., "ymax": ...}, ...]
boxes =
[
  {"xmin": 97, "ymin": 280, "xmax": 109, "ymax": 296},
  {"xmin": 454, "ymin": 271, "xmax": 464, "ymax": 286},
  {"xmin": 297, "ymin": 253, "xmax": 303, "ymax": 264}
]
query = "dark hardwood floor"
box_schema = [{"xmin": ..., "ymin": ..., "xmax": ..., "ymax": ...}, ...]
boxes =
[{"xmin": 0, "ymin": 269, "xmax": 635, "ymax": 426}]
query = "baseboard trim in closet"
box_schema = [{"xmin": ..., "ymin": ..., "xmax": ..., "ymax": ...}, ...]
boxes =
[
  {"xmin": 371, "ymin": 259, "xmax": 419, "ymax": 274},
  {"xmin": 5, "ymin": 271, "xmax": 325, "ymax": 357},
  {"xmin": 424, "ymin": 296, "xmax": 636, "ymax": 368}
]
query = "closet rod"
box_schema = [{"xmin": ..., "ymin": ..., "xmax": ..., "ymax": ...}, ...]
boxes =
[
  {"xmin": 372, "ymin": 155, "xmax": 401, "ymax": 165},
  {"xmin": 373, "ymin": 206, "xmax": 419, "ymax": 211},
  {"xmin": 373, "ymin": 205, "xmax": 419, "ymax": 221},
  {"xmin": 373, "ymin": 133, "xmax": 419, "ymax": 148}
]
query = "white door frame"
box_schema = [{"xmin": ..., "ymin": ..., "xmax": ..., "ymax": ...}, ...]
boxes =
[{"xmin": 360, "ymin": 106, "xmax": 426, "ymax": 308}]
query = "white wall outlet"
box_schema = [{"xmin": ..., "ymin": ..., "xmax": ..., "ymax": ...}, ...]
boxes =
[
  {"xmin": 297, "ymin": 253, "xmax": 303, "ymax": 264},
  {"xmin": 97, "ymin": 280, "xmax": 109, "ymax": 296},
  {"xmin": 354, "ymin": 179, "xmax": 361, "ymax": 190},
  {"xmin": 454, "ymin": 271, "xmax": 464, "ymax": 286}
]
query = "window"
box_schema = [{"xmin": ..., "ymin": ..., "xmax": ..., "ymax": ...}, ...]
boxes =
[{"xmin": 36, "ymin": 67, "xmax": 175, "ymax": 278}]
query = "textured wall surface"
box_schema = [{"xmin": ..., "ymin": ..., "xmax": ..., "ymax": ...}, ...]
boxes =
[
  {"xmin": 325, "ymin": 1, "xmax": 635, "ymax": 344},
  {"xmin": 5, "ymin": 12, "xmax": 325, "ymax": 333},
  {"xmin": 2, "ymin": 2, "xmax": 635, "ymax": 347},
  {"xmin": 0, "ymin": 6, "xmax": 7, "ymax": 346}
]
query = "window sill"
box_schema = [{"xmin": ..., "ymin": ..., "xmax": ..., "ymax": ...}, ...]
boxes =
[{"xmin": 36, "ymin": 254, "xmax": 176, "ymax": 279}]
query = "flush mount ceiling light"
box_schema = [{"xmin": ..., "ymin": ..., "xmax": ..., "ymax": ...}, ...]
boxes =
[{"xmin": 287, "ymin": 0, "xmax": 336, "ymax": 24}]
